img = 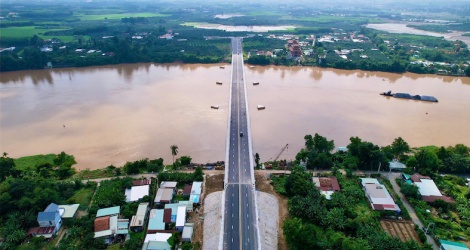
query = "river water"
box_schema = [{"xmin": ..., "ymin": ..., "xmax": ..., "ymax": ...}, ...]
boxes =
[{"xmin": 1, "ymin": 64, "xmax": 469, "ymax": 170}]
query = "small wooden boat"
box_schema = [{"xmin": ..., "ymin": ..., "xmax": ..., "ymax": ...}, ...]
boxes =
[
  {"xmin": 216, "ymin": 82, "xmax": 223, "ymax": 85},
  {"xmin": 219, "ymin": 66, "xmax": 225, "ymax": 69},
  {"xmin": 257, "ymin": 105, "xmax": 265, "ymax": 110},
  {"xmin": 253, "ymin": 82, "xmax": 259, "ymax": 85},
  {"xmin": 211, "ymin": 105, "xmax": 219, "ymax": 109}
]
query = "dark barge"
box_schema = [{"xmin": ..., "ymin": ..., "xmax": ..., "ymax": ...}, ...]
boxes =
[{"xmin": 380, "ymin": 91, "xmax": 438, "ymax": 103}]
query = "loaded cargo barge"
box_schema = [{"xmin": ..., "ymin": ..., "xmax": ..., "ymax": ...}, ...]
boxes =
[{"xmin": 380, "ymin": 91, "xmax": 438, "ymax": 103}]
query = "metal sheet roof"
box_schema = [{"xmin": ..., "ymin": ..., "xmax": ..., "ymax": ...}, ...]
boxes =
[{"xmin": 96, "ymin": 206, "xmax": 120, "ymax": 217}]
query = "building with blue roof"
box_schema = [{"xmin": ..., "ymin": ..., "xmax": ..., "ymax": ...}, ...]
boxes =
[
  {"xmin": 439, "ymin": 240, "xmax": 469, "ymax": 250},
  {"xmin": 30, "ymin": 203, "xmax": 63, "ymax": 238},
  {"xmin": 147, "ymin": 209, "xmax": 166, "ymax": 233},
  {"xmin": 96, "ymin": 206, "xmax": 120, "ymax": 217}
]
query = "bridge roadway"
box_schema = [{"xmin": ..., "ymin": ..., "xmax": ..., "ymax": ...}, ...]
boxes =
[{"xmin": 223, "ymin": 37, "xmax": 258, "ymax": 250}]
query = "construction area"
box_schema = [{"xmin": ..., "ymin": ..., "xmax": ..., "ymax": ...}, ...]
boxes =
[{"xmin": 380, "ymin": 220, "xmax": 421, "ymax": 243}]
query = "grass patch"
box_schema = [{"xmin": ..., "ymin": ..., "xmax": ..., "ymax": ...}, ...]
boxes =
[
  {"xmin": 270, "ymin": 175, "xmax": 287, "ymax": 195},
  {"xmin": 76, "ymin": 12, "xmax": 169, "ymax": 21},
  {"xmin": 0, "ymin": 26, "xmax": 70, "ymax": 38},
  {"xmin": 68, "ymin": 187, "xmax": 96, "ymax": 206},
  {"xmin": 14, "ymin": 154, "xmax": 56, "ymax": 171}
]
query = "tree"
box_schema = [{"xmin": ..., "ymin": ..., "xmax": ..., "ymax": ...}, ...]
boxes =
[
  {"xmin": 415, "ymin": 149, "xmax": 441, "ymax": 176},
  {"xmin": 171, "ymin": 145, "xmax": 179, "ymax": 167},
  {"xmin": 390, "ymin": 137, "xmax": 410, "ymax": 161},
  {"xmin": 179, "ymin": 156, "xmax": 192, "ymax": 166},
  {"xmin": 255, "ymin": 153, "xmax": 260, "ymax": 169},
  {"xmin": 285, "ymin": 166, "xmax": 315, "ymax": 197},
  {"xmin": 0, "ymin": 155, "xmax": 16, "ymax": 181},
  {"xmin": 401, "ymin": 183, "xmax": 421, "ymax": 200}
]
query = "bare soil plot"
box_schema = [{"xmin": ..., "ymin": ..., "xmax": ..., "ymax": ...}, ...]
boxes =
[
  {"xmin": 255, "ymin": 172, "xmax": 289, "ymax": 250},
  {"xmin": 193, "ymin": 174, "xmax": 224, "ymax": 249},
  {"xmin": 380, "ymin": 220, "xmax": 421, "ymax": 243}
]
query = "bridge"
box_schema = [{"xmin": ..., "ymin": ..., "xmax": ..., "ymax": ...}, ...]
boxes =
[{"xmin": 221, "ymin": 37, "xmax": 259, "ymax": 250}]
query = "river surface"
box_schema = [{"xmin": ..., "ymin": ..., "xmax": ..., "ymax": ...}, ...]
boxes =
[
  {"xmin": 1, "ymin": 64, "xmax": 469, "ymax": 170},
  {"xmin": 366, "ymin": 23, "xmax": 470, "ymax": 46}
]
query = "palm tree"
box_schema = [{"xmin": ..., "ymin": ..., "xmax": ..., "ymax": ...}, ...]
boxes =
[
  {"xmin": 2, "ymin": 152, "xmax": 7, "ymax": 158},
  {"xmin": 170, "ymin": 145, "xmax": 178, "ymax": 167}
]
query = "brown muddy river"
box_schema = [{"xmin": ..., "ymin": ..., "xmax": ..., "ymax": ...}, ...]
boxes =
[{"xmin": 1, "ymin": 64, "xmax": 469, "ymax": 170}]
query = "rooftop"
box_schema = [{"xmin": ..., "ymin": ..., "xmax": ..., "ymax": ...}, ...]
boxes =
[
  {"xmin": 389, "ymin": 161, "xmax": 407, "ymax": 170},
  {"xmin": 361, "ymin": 178, "xmax": 400, "ymax": 211},
  {"xmin": 125, "ymin": 185, "xmax": 150, "ymax": 202},
  {"xmin": 439, "ymin": 239, "xmax": 469, "ymax": 250},
  {"xmin": 94, "ymin": 215, "xmax": 118, "ymax": 238},
  {"xmin": 155, "ymin": 188, "xmax": 174, "ymax": 203},
  {"xmin": 415, "ymin": 179, "xmax": 442, "ymax": 197},
  {"xmin": 133, "ymin": 179, "xmax": 151, "ymax": 186},
  {"xmin": 191, "ymin": 182, "xmax": 203, "ymax": 195},
  {"xmin": 148, "ymin": 209, "xmax": 165, "ymax": 231},
  {"xmin": 58, "ymin": 204, "xmax": 79, "ymax": 218},
  {"xmin": 176, "ymin": 206, "xmax": 186, "ymax": 227},
  {"xmin": 160, "ymin": 181, "xmax": 177, "ymax": 189},
  {"xmin": 96, "ymin": 206, "xmax": 120, "ymax": 217}
]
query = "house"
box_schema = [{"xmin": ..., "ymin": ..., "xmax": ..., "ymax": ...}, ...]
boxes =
[
  {"xmin": 58, "ymin": 204, "xmax": 80, "ymax": 219},
  {"xmin": 94, "ymin": 206, "xmax": 129, "ymax": 243},
  {"xmin": 410, "ymin": 175, "xmax": 454, "ymax": 203},
  {"xmin": 287, "ymin": 40, "xmax": 302, "ymax": 58},
  {"xmin": 147, "ymin": 209, "xmax": 166, "ymax": 233},
  {"xmin": 388, "ymin": 161, "xmax": 407, "ymax": 171},
  {"xmin": 142, "ymin": 233, "xmax": 172, "ymax": 250},
  {"xmin": 130, "ymin": 203, "xmax": 149, "ymax": 232},
  {"xmin": 133, "ymin": 179, "xmax": 151, "ymax": 186},
  {"xmin": 27, "ymin": 203, "xmax": 63, "ymax": 238},
  {"xmin": 176, "ymin": 206, "xmax": 186, "ymax": 232},
  {"xmin": 178, "ymin": 200, "xmax": 194, "ymax": 212},
  {"xmin": 160, "ymin": 181, "xmax": 178, "ymax": 193},
  {"xmin": 189, "ymin": 182, "xmax": 203, "ymax": 204},
  {"xmin": 183, "ymin": 184, "xmax": 192, "ymax": 197},
  {"xmin": 312, "ymin": 177, "xmax": 340, "ymax": 200},
  {"xmin": 182, "ymin": 223, "xmax": 194, "ymax": 242},
  {"xmin": 360, "ymin": 178, "xmax": 400, "ymax": 212},
  {"xmin": 125, "ymin": 185, "xmax": 150, "ymax": 202},
  {"xmin": 439, "ymin": 239, "xmax": 469, "ymax": 250},
  {"xmin": 164, "ymin": 203, "xmax": 181, "ymax": 223},
  {"xmin": 155, "ymin": 188, "xmax": 174, "ymax": 205}
]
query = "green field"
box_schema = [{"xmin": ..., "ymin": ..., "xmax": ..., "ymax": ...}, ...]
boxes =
[
  {"xmin": 14, "ymin": 154, "xmax": 56, "ymax": 171},
  {"xmin": 75, "ymin": 12, "xmax": 169, "ymax": 21},
  {"xmin": 68, "ymin": 187, "xmax": 95, "ymax": 206},
  {"xmin": 0, "ymin": 26, "xmax": 70, "ymax": 37}
]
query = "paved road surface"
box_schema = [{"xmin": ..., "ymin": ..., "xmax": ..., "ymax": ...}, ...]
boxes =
[{"xmin": 223, "ymin": 37, "xmax": 258, "ymax": 250}]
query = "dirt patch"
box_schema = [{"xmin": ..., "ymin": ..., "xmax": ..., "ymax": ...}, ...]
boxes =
[
  {"xmin": 205, "ymin": 174, "xmax": 224, "ymax": 196},
  {"xmin": 255, "ymin": 172, "xmax": 289, "ymax": 250},
  {"xmin": 380, "ymin": 220, "xmax": 421, "ymax": 243}
]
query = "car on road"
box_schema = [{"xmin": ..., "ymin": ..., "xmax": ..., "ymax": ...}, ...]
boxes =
[{"xmin": 240, "ymin": 132, "xmax": 243, "ymax": 137}]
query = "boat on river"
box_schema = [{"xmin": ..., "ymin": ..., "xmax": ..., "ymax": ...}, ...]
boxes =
[
  {"xmin": 253, "ymin": 82, "xmax": 259, "ymax": 85},
  {"xmin": 211, "ymin": 105, "xmax": 219, "ymax": 109},
  {"xmin": 216, "ymin": 81, "xmax": 222, "ymax": 85},
  {"xmin": 380, "ymin": 91, "xmax": 438, "ymax": 103}
]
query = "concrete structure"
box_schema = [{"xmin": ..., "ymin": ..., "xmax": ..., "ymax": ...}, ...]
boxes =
[
  {"xmin": 155, "ymin": 188, "xmax": 174, "ymax": 205},
  {"xmin": 182, "ymin": 223, "xmax": 194, "ymax": 242},
  {"xmin": 312, "ymin": 176, "xmax": 340, "ymax": 200},
  {"xmin": 94, "ymin": 206, "xmax": 129, "ymax": 243},
  {"xmin": 142, "ymin": 233, "xmax": 172, "ymax": 250},
  {"xmin": 388, "ymin": 161, "xmax": 407, "ymax": 171},
  {"xmin": 360, "ymin": 178, "xmax": 400, "ymax": 212},
  {"xmin": 164, "ymin": 203, "xmax": 180, "ymax": 223},
  {"xmin": 222, "ymin": 37, "xmax": 259, "ymax": 249},
  {"xmin": 411, "ymin": 175, "xmax": 454, "ymax": 203},
  {"xmin": 147, "ymin": 209, "xmax": 166, "ymax": 233},
  {"xmin": 130, "ymin": 203, "xmax": 149, "ymax": 232},
  {"xmin": 125, "ymin": 185, "xmax": 149, "ymax": 202},
  {"xmin": 439, "ymin": 239, "xmax": 469, "ymax": 250},
  {"xmin": 27, "ymin": 203, "xmax": 63, "ymax": 238},
  {"xmin": 58, "ymin": 204, "xmax": 79, "ymax": 218},
  {"xmin": 96, "ymin": 206, "xmax": 120, "ymax": 217},
  {"xmin": 178, "ymin": 200, "xmax": 194, "ymax": 212},
  {"xmin": 176, "ymin": 206, "xmax": 186, "ymax": 232},
  {"xmin": 160, "ymin": 181, "xmax": 177, "ymax": 192},
  {"xmin": 133, "ymin": 179, "xmax": 151, "ymax": 186},
  {"xmin": 189, "ymin": 182, "xmax": 202, "ymax": 204}
]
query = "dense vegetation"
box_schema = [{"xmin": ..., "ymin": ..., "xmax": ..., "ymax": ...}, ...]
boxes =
[
  {"xmin": 1, "ymin": 1, "xmax": 469, "ymax": 76},
  {"xmin": 277, "ymin": 167, "xmax": 431, "ymax": 250}
]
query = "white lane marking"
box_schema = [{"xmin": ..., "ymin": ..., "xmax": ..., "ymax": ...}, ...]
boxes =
[
  {"xmin": 248, "ymin": 226, "xmax": 250, "ymax": 229},
  {"xmin": 232, "ymin": 214, "xmax": 234, "ymax": 218},
  {"xmin": 232, "ymin": 225, "xmax": 233, "ymax": 229}
]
